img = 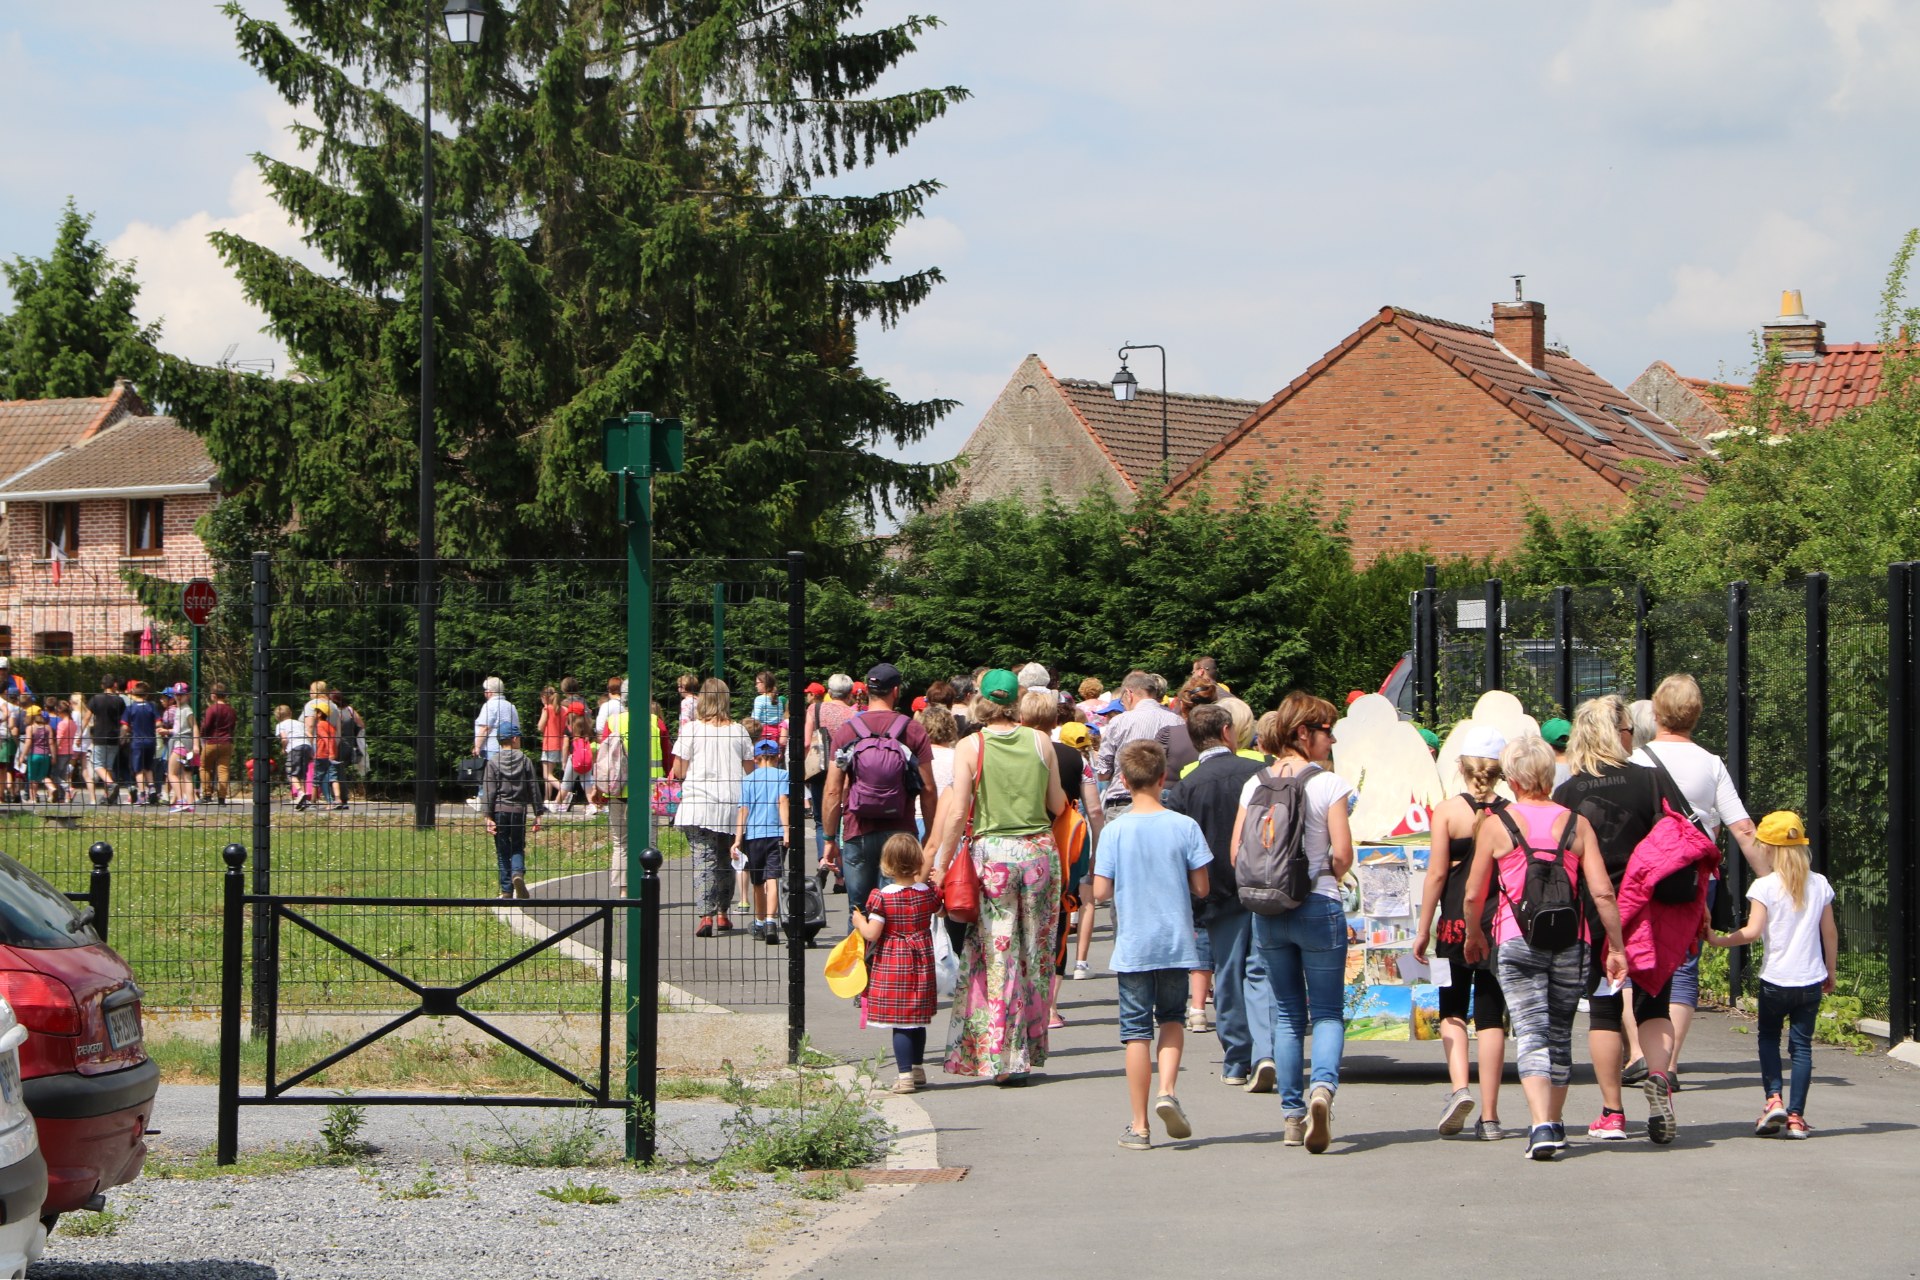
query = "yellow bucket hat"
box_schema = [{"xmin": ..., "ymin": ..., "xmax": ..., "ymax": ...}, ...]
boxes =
[{"xmin": 822, "ymin": 932, "xmax": 868, "ymax": 999}]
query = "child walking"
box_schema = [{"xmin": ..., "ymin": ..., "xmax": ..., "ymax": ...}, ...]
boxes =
[
  {"xmin": 1092, "ymin": 739, "xmax": 1212, "ymax": 1150},
  {"xmin": 274, "ymin": 705, "xmax": 308, "ymax": 806},
  {"xmin": 851, "ymin": 833, "xmax": 942, "ymax": 1095},
  {"xmin": 1706, "ymin": 810, "xmax": 1836, "ymax": 1138},
  {"xmin": 481, "ymin": 719, "xmax": 546, "ymax": 899},
  {"xmin": 734, "ymin": 737, "xmax": 790, "ymax": 944}
]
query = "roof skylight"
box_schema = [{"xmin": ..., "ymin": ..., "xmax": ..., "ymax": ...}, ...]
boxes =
[{"xmin": 1525, "ymin": 389, "xmax": 1610, "ymax": 442}]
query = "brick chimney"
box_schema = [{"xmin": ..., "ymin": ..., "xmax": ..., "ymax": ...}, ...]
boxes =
[
  {"xmin": 1493, "ymin": 299, "xmax": 1547, "ymax": 371},
  {"xmin": 1763, "ymin": 289, "xmax": 1826, "ymax": 360}
]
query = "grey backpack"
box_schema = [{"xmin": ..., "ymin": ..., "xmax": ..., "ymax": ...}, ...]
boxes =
[{"xmin": 1236, "ymin": 764, "xmax": 1320, "ymax": 916}]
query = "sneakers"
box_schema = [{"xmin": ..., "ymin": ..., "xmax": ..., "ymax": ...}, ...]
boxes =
[
  {"xmin": 1304, "ymin": 1085, "xmax": 1334, "ymax": 1154},
  {"xmin": 1756, "ymin": 1095, "xmax": 1788, "ymax": 1137},
  {"xmin": 763, "ymin": 921, "xmax": 781, "ymax": 946},
  {"xmin": 1784, "ymin": 1112, "xmax": 1812, "ymax": 1139},
  {"xmin": 1645, "ymin": 1071, "xmax": 1678, "ymax": 1145},
  {"xmin": 713, "ymin": 914, "xmax": 733, "ymax": 933},
  {"xmin": 295, "ymin": 796, "xmax": 311, "ymax": 812},
  {"xmin": 1621, "ymin": 1057, "xmax": 1649, "ymax": 1085},
  {"xmin": 1282, "ymin": 1116, "xmax": 1307, "ymax": 1147},
  {"xmin": 911, "ymin": 1066, "xmax": 926, "ymax": 1086},
  {"xmin": 1153, "ymin": 1094, "xmax": 1192, "ymax": 1141},
  {"xmin": 1438, "ymin": 1087, "xmax": 1475, "ymax": 1136},
  {"xmin": 695, "ymin": 916, "xmax": 714, "ymax": 938},
  {"xmin": 749, "ymin": 920, "xmax": 766, "ymax": 940},
  {"xmin": 1526, "ymin": 1124, "xmax": 1561, "ymax": 1161},
  {"xmin": 1474, "ymin": 1119, "xmax": 1508, "ymax": 1141},
  {"xmin": 1247, "ymin": 1059, "xmax": 1277, "ymax": 1095},
  {"xmin": 1184, "ymin": 1009, "xmax": 1209, "ymax": 1034},
  {"xmin": 1072, "ymin": 960, "xmax": 1092, "ymax": 981},
  {"xmin": 1118, "ymin": 1125, "xmax": 1151, "ymax": 1151},
  {"xmin": 1221, "ymin": 1071, "xmax": 1249, "ymax": 1087},
  {"xmin": 1588, "ymin": 1110, "xmax": 1628, "ymax": 1141},
  {"xmin": 511, "ymin": 875, "xmax": 529, "ymax": 900},
  {"xmin": 892, "ymin": 1073, "xmax": 917, "ymax": 1095}
]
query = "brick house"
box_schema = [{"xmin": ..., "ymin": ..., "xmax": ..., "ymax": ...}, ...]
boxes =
[
  {"xmin": 940, "ymin": 353, "xmax": 1264, "ymax": 508},
  {"xmin": 0, "ymin": 383, "xmax": 218, "ymax": 657},
  {"xmin": 1165, "ymin": 299, "xmax": 1710, "ymax": 563},
  {"xmin": 1629, "ymin": 291, "xmax": 1904, "ymax": 437}
]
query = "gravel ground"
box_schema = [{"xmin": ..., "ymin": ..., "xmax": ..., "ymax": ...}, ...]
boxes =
[{"xmin": 29, "ymin": 1086, "xmax": 831, "ymax": 1280}]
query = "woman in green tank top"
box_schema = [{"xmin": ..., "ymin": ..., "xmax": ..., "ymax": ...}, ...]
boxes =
[{"xmin": 931, "ymin": 669, "xmax": 1066, "ymax": 1083}]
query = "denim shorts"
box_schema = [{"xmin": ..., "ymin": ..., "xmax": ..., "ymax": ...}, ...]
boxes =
[{"xmin": 1116, "ymin": 968, "xmax": 1189, "ymax": 1042}]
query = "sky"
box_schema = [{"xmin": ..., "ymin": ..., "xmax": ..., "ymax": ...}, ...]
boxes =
[{"xmin": 4, "ymin": 1, "xmax": 1919, "ymax": 468}]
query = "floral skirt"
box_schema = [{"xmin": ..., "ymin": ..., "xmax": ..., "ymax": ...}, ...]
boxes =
[{"xmin": 944, "ymin": 832, "xmax": 1060, "ymax": 1078}]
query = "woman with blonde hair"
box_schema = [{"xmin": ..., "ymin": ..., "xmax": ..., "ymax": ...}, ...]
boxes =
[
  {"xmin": 671, "ymin": 678, "xmax": 753, "ymax": 937},
  {"xmin": 1414, "ymin": 724, "xmax": 1510, "ymax": 1140},
  {"xmin": 1553, "ymin": 695, "xmax": 1680, "ymax": 1145},
  {"xmin": 1230, "ymin": 691, "xmax": 1355, "ymax": 1153}
]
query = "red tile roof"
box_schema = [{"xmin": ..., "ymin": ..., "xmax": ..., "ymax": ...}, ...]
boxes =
[
  {"xmin": 1172, "ymin": 306, "xmax": 1709, "ymax": 498},
  {"xmin": 0, "ymin": 382, "xmax": 144, "ymax": 489},
  {"xmin": 0, "ymin": 414, "xmax": 216, "ymax": 499},
  {"xmin": 1053, "ymin": 378, "xmax": 1263, "ymax": 491},
  {"xmin": 1773, "ymin": 343, "xmax": 1896, "ymax": 427}
]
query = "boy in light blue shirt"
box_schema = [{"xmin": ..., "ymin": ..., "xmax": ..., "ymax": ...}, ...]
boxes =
[
  {"xmin": 1093, "ymin": 739, "xmax": 1211, "ymax": 1151},
  {"xmin": 734, "ymin": 738, "xmax": 791, "ymax": 944}
]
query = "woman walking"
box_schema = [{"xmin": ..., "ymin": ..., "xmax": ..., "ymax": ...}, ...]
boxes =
[
  {"xmin": 671, "ymin": 678, "xmax": 753, "ymax": 937},
  {"xmin": 933, "ymin": 668, "xmax": 1066, "ymax": 1084},
  {"xmin": 1230, "ymin": 691, "xmax": 1354, "ymax": 1153},
  {"xmin": 537, "ymin": 686, "xmax": 564, "ymax": 805},
  {"xmin": 167, "ymin": 691, "xmax": 199, "ymax": 813}
]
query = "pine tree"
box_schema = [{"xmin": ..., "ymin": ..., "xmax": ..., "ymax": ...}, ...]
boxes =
[
  {"xmin": 0, "ymin": 200, "xmax": 159, "ymax": 400},
  {"xmin": 151, "ymin": 0, "xmax": 965, "ymax": 567}
]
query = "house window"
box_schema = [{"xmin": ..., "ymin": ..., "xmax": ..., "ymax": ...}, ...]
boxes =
[
  {"xmin": 45, "ymin": 503, "xmax": 80, "ymax": 559},
  {"xmin": 1524, "ymin": 389, "xmax": 1612, "ymax": 442},
  {"xmin": 0, "ymin": 627, "xmax": 11, "ymax": 657},
  {"xmin": 35, "ymin": 631, "xmax": 72, "ymax": 658},
  {"xmin": 122, "ymin": 631, "xmax": 145, "ymax": 656},
  {"xmin": 128, "ymin": 499, "xmax": 164, "ymax": 556},
  {"xmin": 1609, "ymin": 406, "xmax": 1687, "ymax": 459}
]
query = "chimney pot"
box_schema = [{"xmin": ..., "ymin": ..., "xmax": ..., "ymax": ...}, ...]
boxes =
[
  {"xmin": 1764, "ymin": 289, "xmax": 1825, "ymax": 359},
  {"xmin": 1492, "ymin": 300, "xmax": 1547, "ymax": 371}
]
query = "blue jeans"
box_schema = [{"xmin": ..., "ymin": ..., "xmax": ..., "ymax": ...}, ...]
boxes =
[
  {"xmin": 840, "ymin": 829, "xmax": 902, "ymax": 926},
  {"xmin": 1251, "ymin": 894, "xmax": 1348, "ymax": 1114},
  {"xmin": 1757, "ymin": 980, "xmax": 1822, "ymax": 1115},
  {"xmin": 1206, "ymin": 904, "xmax": 1275, "ymax": 1077},
  {"xmin": 493, "ymin": 810, "xmax": 527, "ymax": 895},
  {"xmin": 310, "ymin": 756, "xmax": 337, "ymax": 800}
]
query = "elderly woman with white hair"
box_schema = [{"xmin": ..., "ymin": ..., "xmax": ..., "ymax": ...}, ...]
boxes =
[{"xmin": 806, "ymin": 675, "xmax": 858, "ymax": 871}]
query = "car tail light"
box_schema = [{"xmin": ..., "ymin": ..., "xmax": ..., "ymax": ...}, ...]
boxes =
[{"xmin": 0, "ymin": 969, "xmax": 81, "ymax": 1034}]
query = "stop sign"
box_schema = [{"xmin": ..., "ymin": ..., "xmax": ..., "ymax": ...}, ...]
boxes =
[{"xmin": 181, "ymin": 577, "xmax": 218, "ymax": 627}]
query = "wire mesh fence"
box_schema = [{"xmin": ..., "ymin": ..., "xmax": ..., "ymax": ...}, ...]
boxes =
[{"xmin": 0, "ymin": 556, "xmax": 806, "ymax": 1018}]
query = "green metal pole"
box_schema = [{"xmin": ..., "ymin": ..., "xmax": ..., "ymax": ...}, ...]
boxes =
[
  {"xmin": 710, "ymin": 582, "xmax": 725, "ymax": 683},
  {"xmin": 625, "ymin": 465, "xmax": 653, "ymax": 1162},
  {"xmin": 191, "ymin": 624, "xmax": 202, "ymax": 725}
]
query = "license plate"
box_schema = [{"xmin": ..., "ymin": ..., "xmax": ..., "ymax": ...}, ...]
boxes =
[
  {"xmin": 106, "ymin": 1004, "xmax": 141, "ymax": 1050},
  {"xmin": 0, "ymin": 1056, "xmax": 17, "ymax": 1107}
]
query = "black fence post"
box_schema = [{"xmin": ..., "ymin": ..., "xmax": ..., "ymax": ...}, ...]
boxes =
[
  {"xmin": 1553, "ymin": 585, "xmax": 1574, "ymax": 718},
  {"xmin": 1419, "ymin": 577, "xmax": 1438, "ymax": 727},
  {"xmin": 86, "ymin": 842, "xmax": 112, "ymax": 943},
  {"xmin": 1483, "ymin": 579, "xmax": 1503, "ymax": 692},
  {"xmin": 216, "ymin": 842, "xmax": 247, "ymax": 1166},
  {"xmin": 784, "ymin": 551, "xmax": 807, "ymax": 1064},
  {"xmin": 250, "ymin": 553, "xmax": 273, "ymax": 1039},
  {"xmin": 635, "ymin": 846, "xmax": 664, "ymax": 1162},
  {"xmin": 1634, "ymin": 582, "xmax": 1654, "ymax": 700},
  {"xmin": 1890, "ymin": 563, "xmax": 1915, "ymax": 1043},
  {"xmin": 1805, "ymin": 572, "xmax": 1830, "ymax": 877},
  {"xmin": 1408, "ymin": 587, "xmax": 1422, "ymax": 718},
  {"xmin": 1726, "ymin": 580, "xmax": 1751, "ymax": 1001}
]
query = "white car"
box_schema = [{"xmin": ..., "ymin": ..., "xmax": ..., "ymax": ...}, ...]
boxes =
[{"xmin": 0, "ymin": 997, "xmax": 46, "ymax": 1278}]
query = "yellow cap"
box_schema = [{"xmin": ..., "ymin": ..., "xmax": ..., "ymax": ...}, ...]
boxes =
[
  {"xmin": 1755, "ymin": 810, "xmax": 1810, "ymax": 846},
  {"xmin": 822, "ymin": 932, "xmax": 868, "ymax": 999}
]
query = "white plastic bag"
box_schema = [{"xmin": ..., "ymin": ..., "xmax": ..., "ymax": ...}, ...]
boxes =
[{"xmin": 932, "ymin": 925, "xmax": 959, "ymax": 999}]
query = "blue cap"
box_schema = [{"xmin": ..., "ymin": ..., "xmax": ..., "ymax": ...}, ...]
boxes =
[
  {"xmin": 496, "ymin": 721, "xmax": 521, "ymax": 740},
  {"xmin": 753, "ymin": 738, "xmax": 782, "ymax": 756},
  {"xmin": 1098, "ymin": 699, "xmax": 1124, "ymax": 715}
]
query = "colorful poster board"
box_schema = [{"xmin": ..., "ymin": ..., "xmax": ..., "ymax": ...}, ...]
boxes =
[{"xmin": 1344, "ymin": 843, "xmax": 1438, "ymax": 1040}]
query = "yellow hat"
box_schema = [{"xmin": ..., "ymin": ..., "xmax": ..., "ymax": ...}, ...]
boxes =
[
  {"xmin": 1058, "ymin": 722, "xmax": 1091, "ymax": 751},
  {"xmin": 822, "ymin": 932, "xmax": 868, "ymax": 999},
  {"xmin": 1755, "ymin": 811, "xmax": 1810, "ymax": 846}
]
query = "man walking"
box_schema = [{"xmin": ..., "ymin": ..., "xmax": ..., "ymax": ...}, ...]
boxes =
[
  {"xmin": 819, "ymin": 663, "xmax": 938, "ymax": 923},
  {"xmin": 467, "ymin": 676, "xmax": 520, "ymax": 811},
  {"xmin": 1166, "ymin": 703, "xmax": 1277, "ymax": 1092},
  {"xmin": 86, "ymin": 677, "xmax": 126, "ymax": 805},
  {"xmin": 1094, "ymin": 671, "xmax": 1184, "ymax": 819}
]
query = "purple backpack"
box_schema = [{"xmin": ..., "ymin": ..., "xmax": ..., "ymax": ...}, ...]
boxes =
[{"xmin": 837, "ymin": 714, "xmax": 921, "ymax": 821}]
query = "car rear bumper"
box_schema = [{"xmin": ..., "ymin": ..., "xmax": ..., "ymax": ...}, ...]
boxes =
[
  {"xmin": 0, "ymin": 1150, "xmax": 46, "ymax": 1229},
  {"xmin": 25, "ymin": 1061, "xmax": 156, "ymax": 1216},
  {"xmin": 23, "ymin": 1059, "xmax": 157, "ymax": 1121}
]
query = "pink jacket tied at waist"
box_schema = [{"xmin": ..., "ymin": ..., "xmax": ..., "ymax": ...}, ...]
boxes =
[{"xmin": 1616, "ymin": 800, "xmax": 1722, "ymax": 992}]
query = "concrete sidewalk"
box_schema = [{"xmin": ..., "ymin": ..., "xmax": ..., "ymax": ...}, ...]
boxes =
[{"xmin": 795, "ymin": 911, "xmax": 1920, "ymax": 1280}]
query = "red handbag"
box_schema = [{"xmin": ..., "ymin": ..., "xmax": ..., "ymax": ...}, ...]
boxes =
[{"xmin": 942, "ymin": 736, "xmax": 986, "ymax": 923}]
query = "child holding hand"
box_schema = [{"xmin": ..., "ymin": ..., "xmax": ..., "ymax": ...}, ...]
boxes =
[
  {"xmin": 1706, "ymin": 810, "xmax": 1836, "ymax": 1139},
  {"xmin": 851, "ymin": 833, "xmax": 942, "ymax": 1095}
]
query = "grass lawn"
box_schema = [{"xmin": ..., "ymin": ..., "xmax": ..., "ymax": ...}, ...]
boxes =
[{"xmin": 0, "ymin": 808, "xmax": 688, "ymax": 1012}]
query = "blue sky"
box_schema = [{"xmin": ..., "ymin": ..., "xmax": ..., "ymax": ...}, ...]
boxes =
[{"xmin": 5, "ymin": 1, "xmax": 1918, "ymax": 467}]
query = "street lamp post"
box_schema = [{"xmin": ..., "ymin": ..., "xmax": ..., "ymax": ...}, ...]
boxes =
[
  {"xmin": 1112, "ymin": 343, "xmax": 1169, "ymax": 476},
  {"xmin": 416, "ymin": 0, "xmax": 486, "ymax": 829}
]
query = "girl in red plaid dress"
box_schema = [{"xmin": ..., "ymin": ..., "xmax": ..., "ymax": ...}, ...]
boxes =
[{"xmin": 853, "ymin": 834, "xmax": 943, "ymax": 1095}]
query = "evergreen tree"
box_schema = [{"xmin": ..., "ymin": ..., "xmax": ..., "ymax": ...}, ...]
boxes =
[
  {"xmin": 0, "ymin": 200, "xmax": 159, "ymax": 400},
  {"xmin": 153, "ymin": 0, "xmax": 965, "ymax": 566}
]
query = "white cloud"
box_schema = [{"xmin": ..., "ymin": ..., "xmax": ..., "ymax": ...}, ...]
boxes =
[{"xmin": 1648, "ymin": 212, "xmax": 1842, "ymax": 342}]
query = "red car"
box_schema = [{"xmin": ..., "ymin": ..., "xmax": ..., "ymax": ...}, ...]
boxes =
[{"xmin": 0, "ymin": 854, "xmax": 155, "ymax": 1225}]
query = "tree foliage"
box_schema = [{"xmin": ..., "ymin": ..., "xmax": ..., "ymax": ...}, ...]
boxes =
[
  {"xmin": 0, "ymin": 200, "xmax": 159, "ymax": 400},
  {"xmin": 151, "ymin": 0, "xmax": 965, "ymax": 568}
]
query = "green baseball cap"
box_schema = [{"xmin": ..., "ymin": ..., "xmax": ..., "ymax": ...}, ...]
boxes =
[
  {"xmin": 1540, "ymin": 717, "xmax": 1573, "ymax": 748},
  {"xmin": 1417, "ymin": 727, "xmax": 1441, "ymax": 751},
  {"xmin": 979, "ymin": 668, "xmax": 1019, "ymax": 706}
]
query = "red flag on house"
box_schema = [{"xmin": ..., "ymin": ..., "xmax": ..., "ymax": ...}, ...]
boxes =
[
  {"xmin": 139, "ymin": 623, "xmax": 155, "ymax": 656},
  {"xmin": 49, "ymin": 543, "xmax": 66, "ymax": 586}
]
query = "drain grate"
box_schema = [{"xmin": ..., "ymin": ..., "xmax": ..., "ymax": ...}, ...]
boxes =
[{"xmin": 806, "ymin": 1167, "xmax": 969, "ymax": 1184}]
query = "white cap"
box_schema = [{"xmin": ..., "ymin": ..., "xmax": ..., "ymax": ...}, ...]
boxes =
[
  {"xmin": 1016, "ymin": 662, "xmax": 1050, "ymax": 689},
  {"xmin": 1455, "ymin": 723, "xmax": 1507, "ymax": 761}
]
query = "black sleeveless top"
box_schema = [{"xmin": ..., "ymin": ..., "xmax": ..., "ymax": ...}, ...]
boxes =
[{"xmin": 1446, "ymin": 794, "xmax": 1507, "ymax": 862}]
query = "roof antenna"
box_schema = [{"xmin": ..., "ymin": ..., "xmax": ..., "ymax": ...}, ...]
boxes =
[{"xmin": 1511, "ymin": 274, "xmax": 1526, "ymax": 302}]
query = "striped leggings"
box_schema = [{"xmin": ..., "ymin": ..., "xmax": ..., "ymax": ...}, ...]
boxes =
[{"xmin": 1496, "ymin": 938, "xmax": 1587, "ymax": 1086}]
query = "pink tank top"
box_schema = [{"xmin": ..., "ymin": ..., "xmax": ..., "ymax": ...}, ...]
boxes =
[{"xmin": 1492, "ymin": 800, "xmax": 1581, "ymax": 946}]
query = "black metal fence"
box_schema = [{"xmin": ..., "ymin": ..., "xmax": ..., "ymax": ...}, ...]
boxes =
[{"xmin": 1411, "ymin": 566, "xmax": 1918, "ymax": 1036}]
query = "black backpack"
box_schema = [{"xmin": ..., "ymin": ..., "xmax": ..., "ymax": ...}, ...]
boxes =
[
  {"xmin": 1235, "ymin": 764, "xmax": 1319, "ymax": 916},
  {"xmin": 1494, "ymin": 809, "xmax": 1582, "ymax": 951}
]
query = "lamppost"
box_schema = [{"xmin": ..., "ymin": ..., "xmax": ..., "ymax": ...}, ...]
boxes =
[
  {"xmin": 416, "ymin": 0, "xmax": 486, "ymax": 829},
  {"xmin": 1112, "ymin": 343, "xmax": 1168, "ymax": 475}
]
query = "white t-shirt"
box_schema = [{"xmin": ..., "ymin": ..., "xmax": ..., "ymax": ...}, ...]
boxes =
[
  {"xmin": 595, "ymin": 698, "xmax": 622, "ymax": 737},
  {"xmin": 671, "ymin": 720, "xmax": 753, "ymax": 831},
  {"xmin": 930, "ymin": 743, "xmax": 955, "ymax": 796},
  {"xmin": 1632, "ymin": 741, "xmax": 1748, "ymax": 838},
  {"xmin": 1748, "ymin": 870, "xmax": 1834, "ymax": 986},
  {"xmin": 276, "ymin": 717, "xmax": 308, "ymax": 751},
  {"xmin": 1238, "ymin": 764, "xmax": 1357, "ymax": 900}
]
